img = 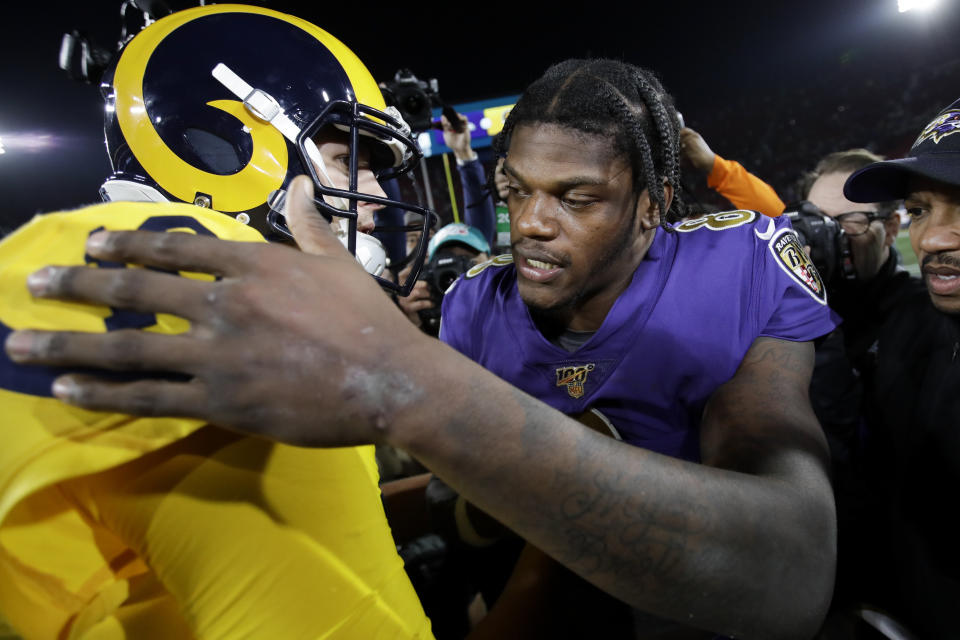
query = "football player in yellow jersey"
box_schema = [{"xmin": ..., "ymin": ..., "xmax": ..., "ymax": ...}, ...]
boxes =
[{"xmin": 0, "ymin": 4, "xmax": 434, "ymax": 639}]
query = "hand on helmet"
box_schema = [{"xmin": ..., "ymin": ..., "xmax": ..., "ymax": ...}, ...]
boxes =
[{"xmin": 5, "ymin": 176, "xmax": 431, "ymax": 447}]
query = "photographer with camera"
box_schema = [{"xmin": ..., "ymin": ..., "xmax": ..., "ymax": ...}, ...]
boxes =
[
  {"xmin": 784, "ymin": 149, "xmax": 901, "ymax": 551},
  {"xmin": 397, "ymin": 222, "xmax": 490, "ymax": 335},
  {"xmin": 784, "ymin": 153, "xmax": 907, "ymax": 638},
  {"xmin": 378, "ymin": 70, "xmax": 496, "ymax": 279},
  {"xmin": 786, "ymin": 151, "xmax": 902, "ymax": 462},
  {"xmin": 791, "ymin": 145, "xmax": 957, "ymax": 639},
  {"xmin": 803, "ymin": 99, "xmax": 960, "ymax": 640},
  {"xmin": 838, "ymin": 100, "xmax": 960, "ymax": 638},
  {"xmin": 798, "ymin": 150, "xmax": 902, "ymax": 283}
]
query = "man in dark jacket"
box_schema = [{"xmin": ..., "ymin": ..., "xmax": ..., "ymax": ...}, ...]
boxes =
[{"xmin": 833, "ymin": 96, "xmax": 960, "ymax": 638}]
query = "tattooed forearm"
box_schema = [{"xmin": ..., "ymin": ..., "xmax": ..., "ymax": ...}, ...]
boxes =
[
  {"xmin": 556, "ymin": 466, "xmax": 731, "ymax": 608},
  {"xmin": 402, "ymin": 339, "xmax": 833, "ymax": 639}
]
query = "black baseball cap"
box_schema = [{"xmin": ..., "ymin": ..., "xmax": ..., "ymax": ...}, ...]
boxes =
[{"xmin": 844, "ymin": 97, "xmax": 960, "ymax": 202}]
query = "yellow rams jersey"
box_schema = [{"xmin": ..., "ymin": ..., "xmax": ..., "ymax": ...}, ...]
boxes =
[{"xmin": 0, "ymin": 202, "xmax": 432, "ymax": 640}]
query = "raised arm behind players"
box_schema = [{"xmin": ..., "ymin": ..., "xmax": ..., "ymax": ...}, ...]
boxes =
[{"xmin": 680, "ymin": 126, "xmax": 785, "ymax": 217}]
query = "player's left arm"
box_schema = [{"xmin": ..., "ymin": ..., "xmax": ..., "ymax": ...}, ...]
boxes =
[
  {"xmin": 699, "ymin": 335, "xmax": 835, "ymax": 618},
  {"xmin": 4, "ymin": 178, "xmax": 834, "ymax": 639}
]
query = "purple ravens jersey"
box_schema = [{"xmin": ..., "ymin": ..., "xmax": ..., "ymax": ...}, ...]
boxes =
[{"xmin": 439, "ymin": 210, "xmax": 839, "ymax": 462}]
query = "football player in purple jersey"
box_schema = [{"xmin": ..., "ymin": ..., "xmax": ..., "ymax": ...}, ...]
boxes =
[{"xmin": 8, "ymin": 60, "xmax": 839, "ymax": 639}]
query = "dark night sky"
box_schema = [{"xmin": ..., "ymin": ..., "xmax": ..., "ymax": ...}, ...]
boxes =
[{"xmin": 2, "ymin": 0, "xmax": 958, "ymax": 232}]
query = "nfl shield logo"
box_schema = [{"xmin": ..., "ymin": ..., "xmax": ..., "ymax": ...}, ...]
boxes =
[{"xmin": 556, "ymin": 364, "xmax": 596, "ymax": 399}]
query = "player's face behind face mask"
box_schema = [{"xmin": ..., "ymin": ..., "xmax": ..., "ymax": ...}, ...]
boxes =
[
  {"xmin": 96, "ymin": 4, "xmax": 434, "ymax": 296},
  {"xmin": 302, "ymin": 125, "xmax": 393, "ymax": 278},
  {"xmin": 309, "ymin": 126, "xmax": 388, "ymax": 234}
]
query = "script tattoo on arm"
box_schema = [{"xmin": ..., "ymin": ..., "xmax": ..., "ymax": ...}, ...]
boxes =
[{"xmin": 411, "ymin": 336, "xmax": 832, "ymax": 638}]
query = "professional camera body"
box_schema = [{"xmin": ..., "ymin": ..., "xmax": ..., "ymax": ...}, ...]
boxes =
[
  {"xmin": 379, "ymin": 69, "xmax": 440, "ymax": 133},
  {"xmin": 783, "ymin": 201, "xmax": 856, "ymax": 287},
  {"xmin": 379, "ymin": 69, "xmax": 463, "ymax": 135},
  {"xmin": 414, "ymin": 223, "xmax": 490, "ymax": 335},
  {"xmin": 417, "ymin": 252, "xmax": 475, "ymax": 336}
]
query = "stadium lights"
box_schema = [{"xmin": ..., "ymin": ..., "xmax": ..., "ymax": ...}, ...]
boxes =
[
  {"xmin": 0, "ymin": 133, "xmax": 55, "ymax": 154},
  {"xmin": 899, "ymin": 0, "xmax": 938, "ymax": 12}
]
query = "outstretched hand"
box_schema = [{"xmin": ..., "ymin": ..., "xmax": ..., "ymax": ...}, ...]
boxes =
[
  {"xmin": 4, "ymin": 176, "xmax": 431, "ymax": 447},
  {"xmin": 441, "ymin": 113, "xmax": 475, "ymax": 162}
]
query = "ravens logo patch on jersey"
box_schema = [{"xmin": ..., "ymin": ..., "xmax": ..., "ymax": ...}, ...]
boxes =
[{"xmin": 769, "ymin": 227, "xmax": 827, "ymax": 304}]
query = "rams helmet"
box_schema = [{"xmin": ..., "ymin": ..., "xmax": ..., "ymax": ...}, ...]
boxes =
[{"xmin": 99, "ymin": 3, "xmax": 433, "ymax": 294}]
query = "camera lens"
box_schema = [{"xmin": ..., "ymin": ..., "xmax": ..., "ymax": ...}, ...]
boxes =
[
  {"xmin": 436, "ymin": 268, "xmax": 459, "ymax": 293},
  {"xmin": 403, "ymin": 94, "xmax": 426, "ymax": 113}
]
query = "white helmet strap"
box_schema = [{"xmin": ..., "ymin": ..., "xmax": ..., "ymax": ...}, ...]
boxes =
[
  {"xmin": 212, "ymin": 63, "xmax": 301, "ymax": 143},
  {"xmin": 212, "ymin": 62, "xmax": 351, "ymax": 210}
]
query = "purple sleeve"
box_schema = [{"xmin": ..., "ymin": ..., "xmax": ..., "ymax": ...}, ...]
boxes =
[{"xmin": 756, "ymin": 217, "xmax": 840, "ymax": 342}]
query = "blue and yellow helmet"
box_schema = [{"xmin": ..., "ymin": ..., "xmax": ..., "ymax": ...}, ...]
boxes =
[{"xmin": 99, "ymin": 3, "xmax": 432, "ymax": 295}]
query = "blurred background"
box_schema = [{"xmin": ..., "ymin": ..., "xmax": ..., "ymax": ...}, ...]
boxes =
[{"xmin": 2, "ymin": 0, "xmax": 959, "ymax": 239}]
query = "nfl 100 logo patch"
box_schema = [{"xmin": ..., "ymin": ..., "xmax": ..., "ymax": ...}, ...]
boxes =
[{"xmin": 556, "ymin": 364, "xmax": 596, "ymax": 399}]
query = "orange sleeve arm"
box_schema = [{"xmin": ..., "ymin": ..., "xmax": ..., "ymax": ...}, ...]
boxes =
[{"xmin": 707, "ymin": 154, "xmax": 785, "ymax": 217}]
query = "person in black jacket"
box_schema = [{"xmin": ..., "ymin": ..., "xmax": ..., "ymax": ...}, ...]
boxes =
[
  {"xmin": 823, "ymin": 96, "xmax": 960, "ymax": 639},
  {"xmin": 798, "ymin": 149, "xmax": 903, "ymax": 483}
]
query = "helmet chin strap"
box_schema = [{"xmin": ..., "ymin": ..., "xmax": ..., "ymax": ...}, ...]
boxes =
[
  {"xmin": 333, "ymin": 218, "xmax": 387, "ymax": 277},
  {"xmin": 212, "ymin": 62, "xmax": 386, "ymax": 277}
]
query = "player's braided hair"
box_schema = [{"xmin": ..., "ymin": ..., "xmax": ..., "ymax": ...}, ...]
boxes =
[{"xmin": 492, "ymin": 59, "xmax": 686, "ymax": 228}]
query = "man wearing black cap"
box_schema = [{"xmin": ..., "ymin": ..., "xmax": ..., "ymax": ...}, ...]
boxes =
[{"xmin": 829, "ymin": 98, "xmax": 960, "ymax": 637}]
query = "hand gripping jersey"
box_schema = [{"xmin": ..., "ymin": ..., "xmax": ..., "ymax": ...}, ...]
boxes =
[
  {"xmin": 0, "ymin": 203, "xmax": 431, "ymax": 640},
  {"xmin": 440, "ymin": 210, "xmax": 839, "ymax": 461}
]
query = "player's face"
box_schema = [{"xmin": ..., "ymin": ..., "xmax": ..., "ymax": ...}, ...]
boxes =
[
  {"xmin": 503, "ymin": 123, "xmax": 661, "ymax": 330},
  {"xmin": 808, "ymin": 171, "xmax": 895, "ymax": 279},
  {"xmin": 905, "ymin": 175, "xmax": 960, "ymax": 314},
  {"xmin": 311, "ymin": 128, "xmax": 386, "ymax": 234}
]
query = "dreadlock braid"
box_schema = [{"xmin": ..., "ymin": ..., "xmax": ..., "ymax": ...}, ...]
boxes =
[
  {"xmin": 630, "ymin": 68, "xmax": 684, "ymax": 224},
  {"xmin": 491, "ymin": 59, "xmax": 686, "ymax": 228},
  {"xmin": 600, "ymin": 84, "xmax": 665, "ymax": 226}
]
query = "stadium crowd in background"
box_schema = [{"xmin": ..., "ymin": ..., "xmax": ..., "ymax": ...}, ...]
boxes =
[{"xmin": 684, "ymin": 56, "xmax": 960, "ymax": 211}]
